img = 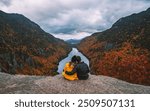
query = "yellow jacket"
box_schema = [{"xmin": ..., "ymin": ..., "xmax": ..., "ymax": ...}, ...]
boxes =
[{"xmin": 62, "ymin": 62, "xmax": 78, "ymax": 80}]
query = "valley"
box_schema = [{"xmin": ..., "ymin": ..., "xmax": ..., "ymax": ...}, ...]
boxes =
[{"xmin": 0, "ymin": 8, "xmax": 150, "ymax": 95}]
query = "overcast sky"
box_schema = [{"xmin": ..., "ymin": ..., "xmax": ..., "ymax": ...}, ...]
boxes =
[{"xmin": 0, "ymin": 0, "xmax": 150, "ymax": 40}]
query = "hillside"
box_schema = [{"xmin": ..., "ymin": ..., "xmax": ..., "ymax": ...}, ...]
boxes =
[
  {"xmin": 0, "ymin": 10, "xmax": 71, "ymax": 75},
  {"xmin": 0, "ymin": 72, "xmax": 150, "ymax": 94},
  {"xmin": 78, "ymin": 8, "xmax": 150, "ymax": 85}
]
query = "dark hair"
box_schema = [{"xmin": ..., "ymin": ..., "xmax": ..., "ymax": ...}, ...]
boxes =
[
  {"xmin": 76, "ymin": 56, "xmax": 81, "ymax": 62},
  {"xmin": 71, "ymin": 55, "xmax": 77, "ymax": 63}
]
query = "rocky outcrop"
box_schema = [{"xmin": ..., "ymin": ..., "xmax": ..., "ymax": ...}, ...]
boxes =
[{"xmin": 0, "ymin": 72, "xmax": 149, "ymax": 94}]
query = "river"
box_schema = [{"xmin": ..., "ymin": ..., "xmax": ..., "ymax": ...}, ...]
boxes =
[{"xmin": 57, "ymin": 48, "xmax": 89, "ymax": 73}]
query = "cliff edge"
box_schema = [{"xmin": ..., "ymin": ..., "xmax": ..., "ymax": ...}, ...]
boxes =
[{"xmin": 0, "ymin": 72, "xmax": 150, "ymax": 94}]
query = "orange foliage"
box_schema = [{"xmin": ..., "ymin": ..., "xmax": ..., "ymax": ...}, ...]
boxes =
[
  {"xmin": 79, "ymin": 41, "xmax": 150, "ymax": 85},
  {"xmin": 94, "ymin": 43, "xmax": 150, "ymax": 85},
  {"xmin": 16, "ymin": 47, "xmax": 68, "ymax": 76}
]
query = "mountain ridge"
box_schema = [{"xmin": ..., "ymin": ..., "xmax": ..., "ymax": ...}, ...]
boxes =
[
  {"xmin": 78, "ymin": 8, "xmax": 150, "ymax": 85},
  {"xmin": 66, "ymin": 39, "xmax": 81, "ymax": 44},
  {"xmin": 0, "ymin": 10, "xmax": 71, "ymax": 75}
]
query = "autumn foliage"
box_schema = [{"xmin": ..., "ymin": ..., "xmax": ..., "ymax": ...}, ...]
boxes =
[
  {"xmin": 16, "ymin": 46, "xmax": 69, "ymax": 76},
  {"xmin": 79, "ymin": 40, "xmax": 150, "ymax": 85},
  {"xmin": 95, "ymin": 43, "xmax": 150, "ymax": 85},
  {"xmin": 78, "ymin": 8, "xmax": 150, "ymax": 86},
  {"xmin": 0, "ymin": 10, "xmax": 71, "ymax": 76}
]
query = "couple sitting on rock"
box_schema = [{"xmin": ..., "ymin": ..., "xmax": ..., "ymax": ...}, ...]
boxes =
[{"xmin": 62, "ymin": 55, "xmax": 90, "ymax": 80}]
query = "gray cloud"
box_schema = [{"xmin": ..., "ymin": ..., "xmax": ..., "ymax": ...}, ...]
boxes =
[
  {"xmin": 0, "ymin": 0, "xmax": 150, "ymax": 40},
  {"xmin": 0, "ymin": 0, "xmax": 12, "ymax": 6}
]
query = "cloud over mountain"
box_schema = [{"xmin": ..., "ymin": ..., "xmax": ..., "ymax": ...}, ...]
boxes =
[{"xmin": 0, "ymin": 0, "xmax": 150, "ymax": 39}]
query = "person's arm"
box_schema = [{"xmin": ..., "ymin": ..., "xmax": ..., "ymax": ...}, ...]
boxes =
[
  {"xmin": 65, "ymin": 66, "xmax": 77, "ymax": 75},
  {"xmin": 62, "ymin": 64, "xmax": 67, "ymax": 73}
]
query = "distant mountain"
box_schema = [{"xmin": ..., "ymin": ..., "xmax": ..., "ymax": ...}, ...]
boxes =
[
  {"xmin": 66, "ymin": 39, "xmax": 81, "ymax": 44},
  {"xmin": 78, "ymin": 8, "xmax": 150, "ymax": 85},
  {"xmin": 0, "ymin": 10, "xmax": 71, "ymax": 75}
]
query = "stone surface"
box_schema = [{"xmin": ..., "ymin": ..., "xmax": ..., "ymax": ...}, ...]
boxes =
[{"xmin": 0, "ymin": 72, "xmax": 150, "ymax": 94}]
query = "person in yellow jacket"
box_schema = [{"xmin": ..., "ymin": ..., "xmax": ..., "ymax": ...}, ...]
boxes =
[{"xmin": 62, "ymin": 56, "xmax": 78, "ymax": 80}]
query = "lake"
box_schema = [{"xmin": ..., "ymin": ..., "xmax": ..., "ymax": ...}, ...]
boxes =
[{"xmin": 57, "ymin": 48, "xmax": 89, "ymax": 73}]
